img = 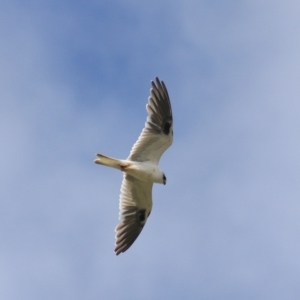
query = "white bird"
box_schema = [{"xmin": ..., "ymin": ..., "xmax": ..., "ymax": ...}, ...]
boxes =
[{"xmin": 94, "ymin": 77, "xmax": 173, "ymax": 255}]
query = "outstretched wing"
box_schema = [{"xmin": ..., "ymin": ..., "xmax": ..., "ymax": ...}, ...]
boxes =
[
  {"xmin": 128, "ymin": 77, "xmax": 173, "ymax": 164},
  {"xmin": 115, "ymin": 174, "xmax": 153, "ymax": 255}
]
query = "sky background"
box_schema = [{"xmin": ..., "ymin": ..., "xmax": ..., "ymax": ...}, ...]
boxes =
[{"xmin": 1, "ymin": 1, "xmax": 300, "ymax": 299}]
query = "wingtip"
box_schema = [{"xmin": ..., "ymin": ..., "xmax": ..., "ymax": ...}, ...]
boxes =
[
  {"xmin": 114, "ymin": 244, "xmax": 124, "ymax": 256},
  {"xmin": 151, "ymin": 77, "xmax": 166, "ymax": 92},
  {"xmin": 151, "ymin": 76, "xmax": 161, "ymax": 83}
]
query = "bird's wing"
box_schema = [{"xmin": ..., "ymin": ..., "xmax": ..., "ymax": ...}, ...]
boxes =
[
  {"xmin": 128, "ymin": 77, "xmax": 173, "ymax": 164},
  {"xmin": 115, "ymin": 174, "xmax": 153, "ymax": 255}
]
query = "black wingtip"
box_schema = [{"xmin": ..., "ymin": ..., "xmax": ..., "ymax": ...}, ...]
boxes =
[{"xmin": 151, "ymin": 77, "xmax": 163, "ymax": 87}]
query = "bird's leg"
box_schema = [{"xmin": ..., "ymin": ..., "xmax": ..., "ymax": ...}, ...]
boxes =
[{"xmin": 120, "ymin": 162, "xmax": 130, "ymax": 172}]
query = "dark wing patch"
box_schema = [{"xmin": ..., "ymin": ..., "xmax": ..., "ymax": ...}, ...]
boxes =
[
  {"xmin": 115, "ymin": 208, "xmax": 147, "ymax": 255},
  {"xmin": 147, "ymin": 78, "xmax": 173, "ymax": 136},
  {"xmin": 163, "ymin": 118, "xmax": 172, "ymax": 135},
  {"xmin": 138, "ymin": 210, "xmax": 146, "ymax": 222}
]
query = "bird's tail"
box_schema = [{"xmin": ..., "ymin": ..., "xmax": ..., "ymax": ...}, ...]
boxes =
[{"xmin": 94, "ymin": 153, "xmax": 123, "ymax": 170}]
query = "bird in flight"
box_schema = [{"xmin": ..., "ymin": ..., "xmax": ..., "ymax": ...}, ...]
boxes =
[{"xmin": 94, "ymin": 77, "xmax": 173, "ymax": 255}]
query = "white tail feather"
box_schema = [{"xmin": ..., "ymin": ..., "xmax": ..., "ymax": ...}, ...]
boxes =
[{"xmin": 94, "ymin": 154, "xmax": 122, "ymax": 170}]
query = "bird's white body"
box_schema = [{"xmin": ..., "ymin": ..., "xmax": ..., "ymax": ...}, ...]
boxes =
[
  {"xmin": 94, "ymin": 77, "xmax": 173, "ymax": 255},
  {"xmin": 95, "ymin": 154, "xmax": 165, "ymax": 184},
  {"xmin": 123, "ymin": 161, "xmax": 165, "ymax": 184}
]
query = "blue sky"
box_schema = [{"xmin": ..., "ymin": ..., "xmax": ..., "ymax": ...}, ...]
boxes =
[{"xmin": 1, "ymin": 1, "xmax": 300, "ymax": 299}]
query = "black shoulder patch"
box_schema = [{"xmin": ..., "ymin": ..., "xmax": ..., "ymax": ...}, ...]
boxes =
[
  {"xmin": 138, "ymin": 210, "xmax": 146, "ymax": 222},
  {"xmin": 162, "ymin": 117, "xmax": 172, "ymax": 135}
]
